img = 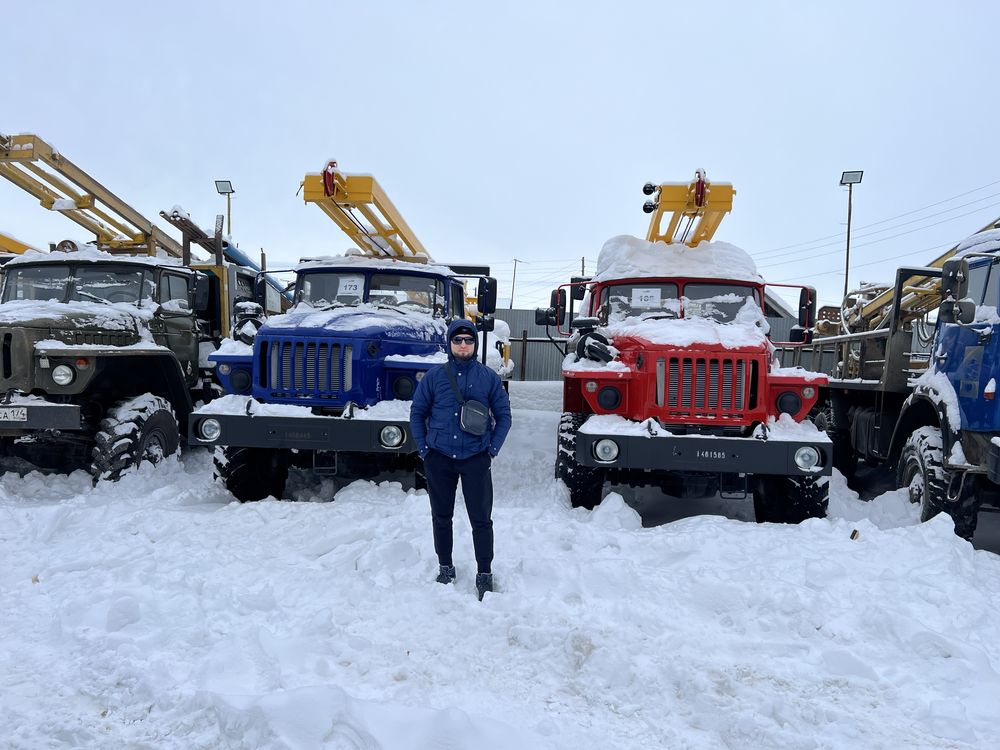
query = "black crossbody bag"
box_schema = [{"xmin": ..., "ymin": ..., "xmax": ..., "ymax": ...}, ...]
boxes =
[{"xmin": 443, "ymin": 364, "xmax": 491, "ymax": 437}]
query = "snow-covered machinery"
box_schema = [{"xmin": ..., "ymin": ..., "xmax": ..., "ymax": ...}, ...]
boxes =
[
  {"xmin": 786, "ymin": 218, "xmax": 1000, "ymax": 537},
  {"xmin": 0, "ymin": 132, "xmax": 281, "ymax": 479},
  {"xmin": 188, "ymin": 161, "xmax": 508, "ymax": 501},
  {"xmin": 538, "ymin": 172, "xmax": 831, "ymax": 522}
]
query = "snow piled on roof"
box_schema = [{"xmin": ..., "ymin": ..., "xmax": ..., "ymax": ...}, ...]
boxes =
[
  {"xmin": 955, "ymin": 227, "xmax": 1000, "ymax": 256},
  {"xmin": 4, "ymin": 246, "xmax": 184, "ymax": 268},
  {"xmin": 296, "ymin": 252, "xmax": 456, "ymax": 277},
  {"xmin": 592, "ymin": 234, "xmax": 763, "ymax": 284}
]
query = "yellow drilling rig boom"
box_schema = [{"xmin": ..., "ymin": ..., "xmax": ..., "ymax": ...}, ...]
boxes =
[
  {"xmin": 301, "ymin": 160, "xmax": 431, "ymax": 263},
  {"xmin": 642, "ymin": 169, "xmax": 735, "ymax": 247},
  {"xmin": 0, "ymin": 132, "xmax": 182, "ymax": 257}
]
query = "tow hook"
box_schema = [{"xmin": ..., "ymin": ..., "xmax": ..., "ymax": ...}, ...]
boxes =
[{"xmin": 946, "ymin": 469, "xmax": 969, "ymax": 502}]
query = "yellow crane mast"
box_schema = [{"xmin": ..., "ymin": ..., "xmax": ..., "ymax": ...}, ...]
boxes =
[
  {"xmin": 832, "ymin": 215, "xmax": 1000, "ymax": 334},
  {"xmin": 301, "ymin": 160, "xmax": 430, "ymax": 263},
  {"xmin": 642, "ymin": 169, "xmax": 736, "ymax": 247},
  {"xmin": 0, "ymin": 132, "xmax": 182, "ymax": 257},
  {"xmin": 0, "ymin": 230, "xmax": 36, "ymax": 254}
]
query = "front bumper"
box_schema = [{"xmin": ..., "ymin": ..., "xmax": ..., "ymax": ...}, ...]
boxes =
[
  {"xmin": 575, "ymin": 431, "xmax": 832, "ymax": 477},
  {"xmin": 0, "ymin": 402, "xmax": 83, "ymax": 434},
  {"xmin": 188, "ymin": 412, "xmax": 416, "ymax": 453}
]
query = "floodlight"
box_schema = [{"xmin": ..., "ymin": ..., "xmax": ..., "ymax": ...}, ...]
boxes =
[{"xmin": 839, "ymin": 171, "xmax": 863, "ymax": 186}]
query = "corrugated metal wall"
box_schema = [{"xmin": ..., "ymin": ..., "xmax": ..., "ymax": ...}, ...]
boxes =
[{"xmin": 497, "ymin": 309, "xmax": 797, "ymax": 381}]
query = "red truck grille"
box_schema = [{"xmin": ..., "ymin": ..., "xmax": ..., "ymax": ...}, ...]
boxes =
[{"xmin": 655, "ymin": 355, "xmax": 756, "ymax": 419}]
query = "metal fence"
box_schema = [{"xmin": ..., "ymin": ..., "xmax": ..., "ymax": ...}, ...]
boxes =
[{"xmin": 497, "ymin": 309, "xmax": 797, "ymax": 381}]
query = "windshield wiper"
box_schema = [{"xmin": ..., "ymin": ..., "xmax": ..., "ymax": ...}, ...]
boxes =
[
  {"xmin": 373, "ymin": 303, "xmax": 407, "ymax": 315},
  {"xmin": 75, "ymin": 289, "xmax": 113, "ymax": 306}
]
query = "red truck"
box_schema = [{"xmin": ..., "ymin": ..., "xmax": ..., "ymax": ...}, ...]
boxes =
[{"xmin": 538, "ymin": 174, "xmax": 831, "ymax": 523}]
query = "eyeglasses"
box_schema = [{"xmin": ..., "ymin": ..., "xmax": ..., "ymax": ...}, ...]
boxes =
[{"xmin": 451, "ymin": 336, "xmax": 476, "ymax": 345}]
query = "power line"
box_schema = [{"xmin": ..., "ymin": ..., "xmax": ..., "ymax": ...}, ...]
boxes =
[
  {"xmin": 757, "ymin": 203, "xmax": 1000, "ymax": 270},
  {"xmin": 753, "ymin": 193, "xmax": 1000, "ymax": 261},
  {"xmin": 772, "ymin": 240, "xmax": 954, "ymax": 283},
  {"xmin": 754, "ymin": 178, "xmax": 1000, "ymax": 256}
]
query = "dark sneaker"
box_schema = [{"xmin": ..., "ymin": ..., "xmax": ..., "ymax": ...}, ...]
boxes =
[
  {"xmin": 435, "ymin": 565, "xmax": 456, "ymax": 584},
  {"xmin": 475, "ymin": 572, "xmax": 493, "ymax": 601}
]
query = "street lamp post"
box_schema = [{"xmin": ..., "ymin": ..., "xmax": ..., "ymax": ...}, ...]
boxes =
[
  {"xmin": 215, "ymin": 180, "xmax": 235, "ymax": 236},
  {"xmin": 510, "ymin": 258, "xmax": 527, "ymax": 309},
  {"xmin": 839, "ymin": 170, "xmax": 863, "ymax": 298}
]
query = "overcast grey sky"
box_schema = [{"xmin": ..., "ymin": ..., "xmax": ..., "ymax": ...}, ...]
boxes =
[{"xmin": 4, "ymin": 1, "xmax": 999, "ymax": 310}]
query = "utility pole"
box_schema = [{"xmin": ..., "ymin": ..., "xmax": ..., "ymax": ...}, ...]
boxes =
[{"xmin": 581, "ymin": 256, "xmax": 585, "ymax": 275}]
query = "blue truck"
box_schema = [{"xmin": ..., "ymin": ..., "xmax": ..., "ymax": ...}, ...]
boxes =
[
  {"xmin": 188, "ymin": 253, "xmax": 500, "ymax": 501},
  {"xmin": 788, "ymin": 226, "xmax": 1000, "ymax": 537}
]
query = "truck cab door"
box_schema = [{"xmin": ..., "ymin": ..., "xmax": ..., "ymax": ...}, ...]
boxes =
[
  {"xmin": 934, "ymin": 258, "xmax": 999, "ymax": 432},
  {"xmin": 157, "ymin": 271, "xmax": 200, "ymax": 387}
]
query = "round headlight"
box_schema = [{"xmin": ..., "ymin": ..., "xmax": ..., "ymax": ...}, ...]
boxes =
[
  {"xmin": 230, "ymin": 369, "xmax": 251, "ymax": 394},
  {"xmin": 198, "ymin": 418, "xmax": 222, "ymax": 442},
  {"xmin": 392, "ymin": 376, "xmax": 416, "ymax": 399},
  {"xmin": 52, "ymin": 364, "xmax": 75, "ymax": 385},
  {"xmin": 593, "ymin": 438, "xmax": 620, "ymax": 463},
  {"xmin": 802, "ymin": 386, "xmax": 816, "ymax": 399},
  {"xmin": 794, "ymin": 446, "xmax": 821, "ymax": 470},
  {"xmin": 585, "ymin": 380, "xmax": 598, "ymax": 393},
  {"xmin": 597, "ymin": 386, "xmax": 622, "ymax": 410},
  {"xmin": 776, "ymin": 391, "xmax": 802, "ymax": 415},
  {"xmin": 218, "ymin": 363, "xmax": 232, "ymax": 375},
  {"xmin": 380, "ymin": 425, "xmax": 404, "ymax": 448}
]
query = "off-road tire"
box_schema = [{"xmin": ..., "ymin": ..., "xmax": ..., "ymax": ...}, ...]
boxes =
[
  {"xmin": 214, "ymin": 446, "xmax": 290, "ymax": 502},
  {"xmin": 90, "ymin": 395, "xmax": 179, "ymax": 482},
  {"xmin": 753, "ymin": 474, "xmax": 829, "ymax": 524},
  {"xmin": 897, "ymin": 426, "xmax": 978, "ymax": 539},
  {"xmin": 555, "ymin": 412, "xmax": 605, "ymax": 509}
]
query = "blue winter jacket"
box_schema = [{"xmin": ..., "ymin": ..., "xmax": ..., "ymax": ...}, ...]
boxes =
[{"xmin": 410, "ymin": 319, "xmax": 512, "ymax": 460}]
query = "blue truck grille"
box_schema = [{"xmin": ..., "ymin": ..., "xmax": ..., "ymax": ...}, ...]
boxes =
[{"xmin": 259, "ymin": 339, "xmax": 353, "ymax": 397}]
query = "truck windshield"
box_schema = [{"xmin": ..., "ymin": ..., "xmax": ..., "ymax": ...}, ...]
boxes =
[
  {"xmin": 602, "ymin": 283, "xmax": 680, "ymax": 323},
  {"xmin": 682, "ymin": 283, "xmax": 761, "ymax": 323},
  {"xmin": 370, "ymin": 273, "xmax": 442, "ymax": 315},
  {"xmin": 1, "ymin": 265, "xmax": 153, "ymax": 305},
  {"xmin": 297, "ymin": 272, "xmax": 365, "ymax": 306},
  {"xmin": 601, "ymin": 281, "xmax": 761, "ymax": 324},
  {"xmin": 296, "ymin": 271, "xmax": 445, "ymax": 315}
]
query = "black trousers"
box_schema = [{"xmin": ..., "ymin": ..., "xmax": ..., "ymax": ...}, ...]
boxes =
[{"xmin": 423, "ymin": 450, "xmax": 494, "ymax": 574}]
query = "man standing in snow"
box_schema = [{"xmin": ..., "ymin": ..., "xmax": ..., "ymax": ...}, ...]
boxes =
[{"xmin": 410, "ymin": 318, "xmax": 512, "ymax": 601}]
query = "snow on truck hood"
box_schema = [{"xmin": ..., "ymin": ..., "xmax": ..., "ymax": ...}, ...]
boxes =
[
  {"xmin": 0, "ymin": 299, "xmax": 154, "ymax": 330},
  {"xmin": 261, "ymin": 303, "xmax": 446, "ymax": 339}
]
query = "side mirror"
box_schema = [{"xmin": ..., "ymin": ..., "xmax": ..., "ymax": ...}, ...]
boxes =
[
  {"xmin": 478, "ymin": 314, "xmax": 496, "ymax": 332},
  {"xmin": 941, "ymin": 258, "xmax": 970, "ymax": 303},
  {"xmin": 569, "ymin": 276, "xmax": 591, "ymax": 301},
  {"xmin": 477, "ymin": 277, "xmax": 498, "ymax": 315},
  {"xmin": 194, "ymin": 275, "xmax": 210, "ymax": 313},
  {"xmin": 788, "ymin": 325, "xmax": 814, "ymax": 345},
  {"xmin": 956, "ymin": 297, "xmax": 976, "ymax": 325},
  {"xmin": 535, "ymin": 307, "xmax": 555, "ymax": 326},
  {"xmin": 798, "ymin": 286, "xmax": 817, "ymax": 328},
  {"xmin": 551, "ymin": 288, "xmax": 567, "ymax": 327}
]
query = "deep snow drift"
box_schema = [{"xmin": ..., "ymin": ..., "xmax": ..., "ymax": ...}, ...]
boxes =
[{"xmin": 2, "ymin": 382, "xmax": 1000, "ymax": 749}]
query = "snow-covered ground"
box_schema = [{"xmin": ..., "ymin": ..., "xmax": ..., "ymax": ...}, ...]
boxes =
[{"xmin": 2, "ymin": 382, "xmax": 1000, "ymax": 749}]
